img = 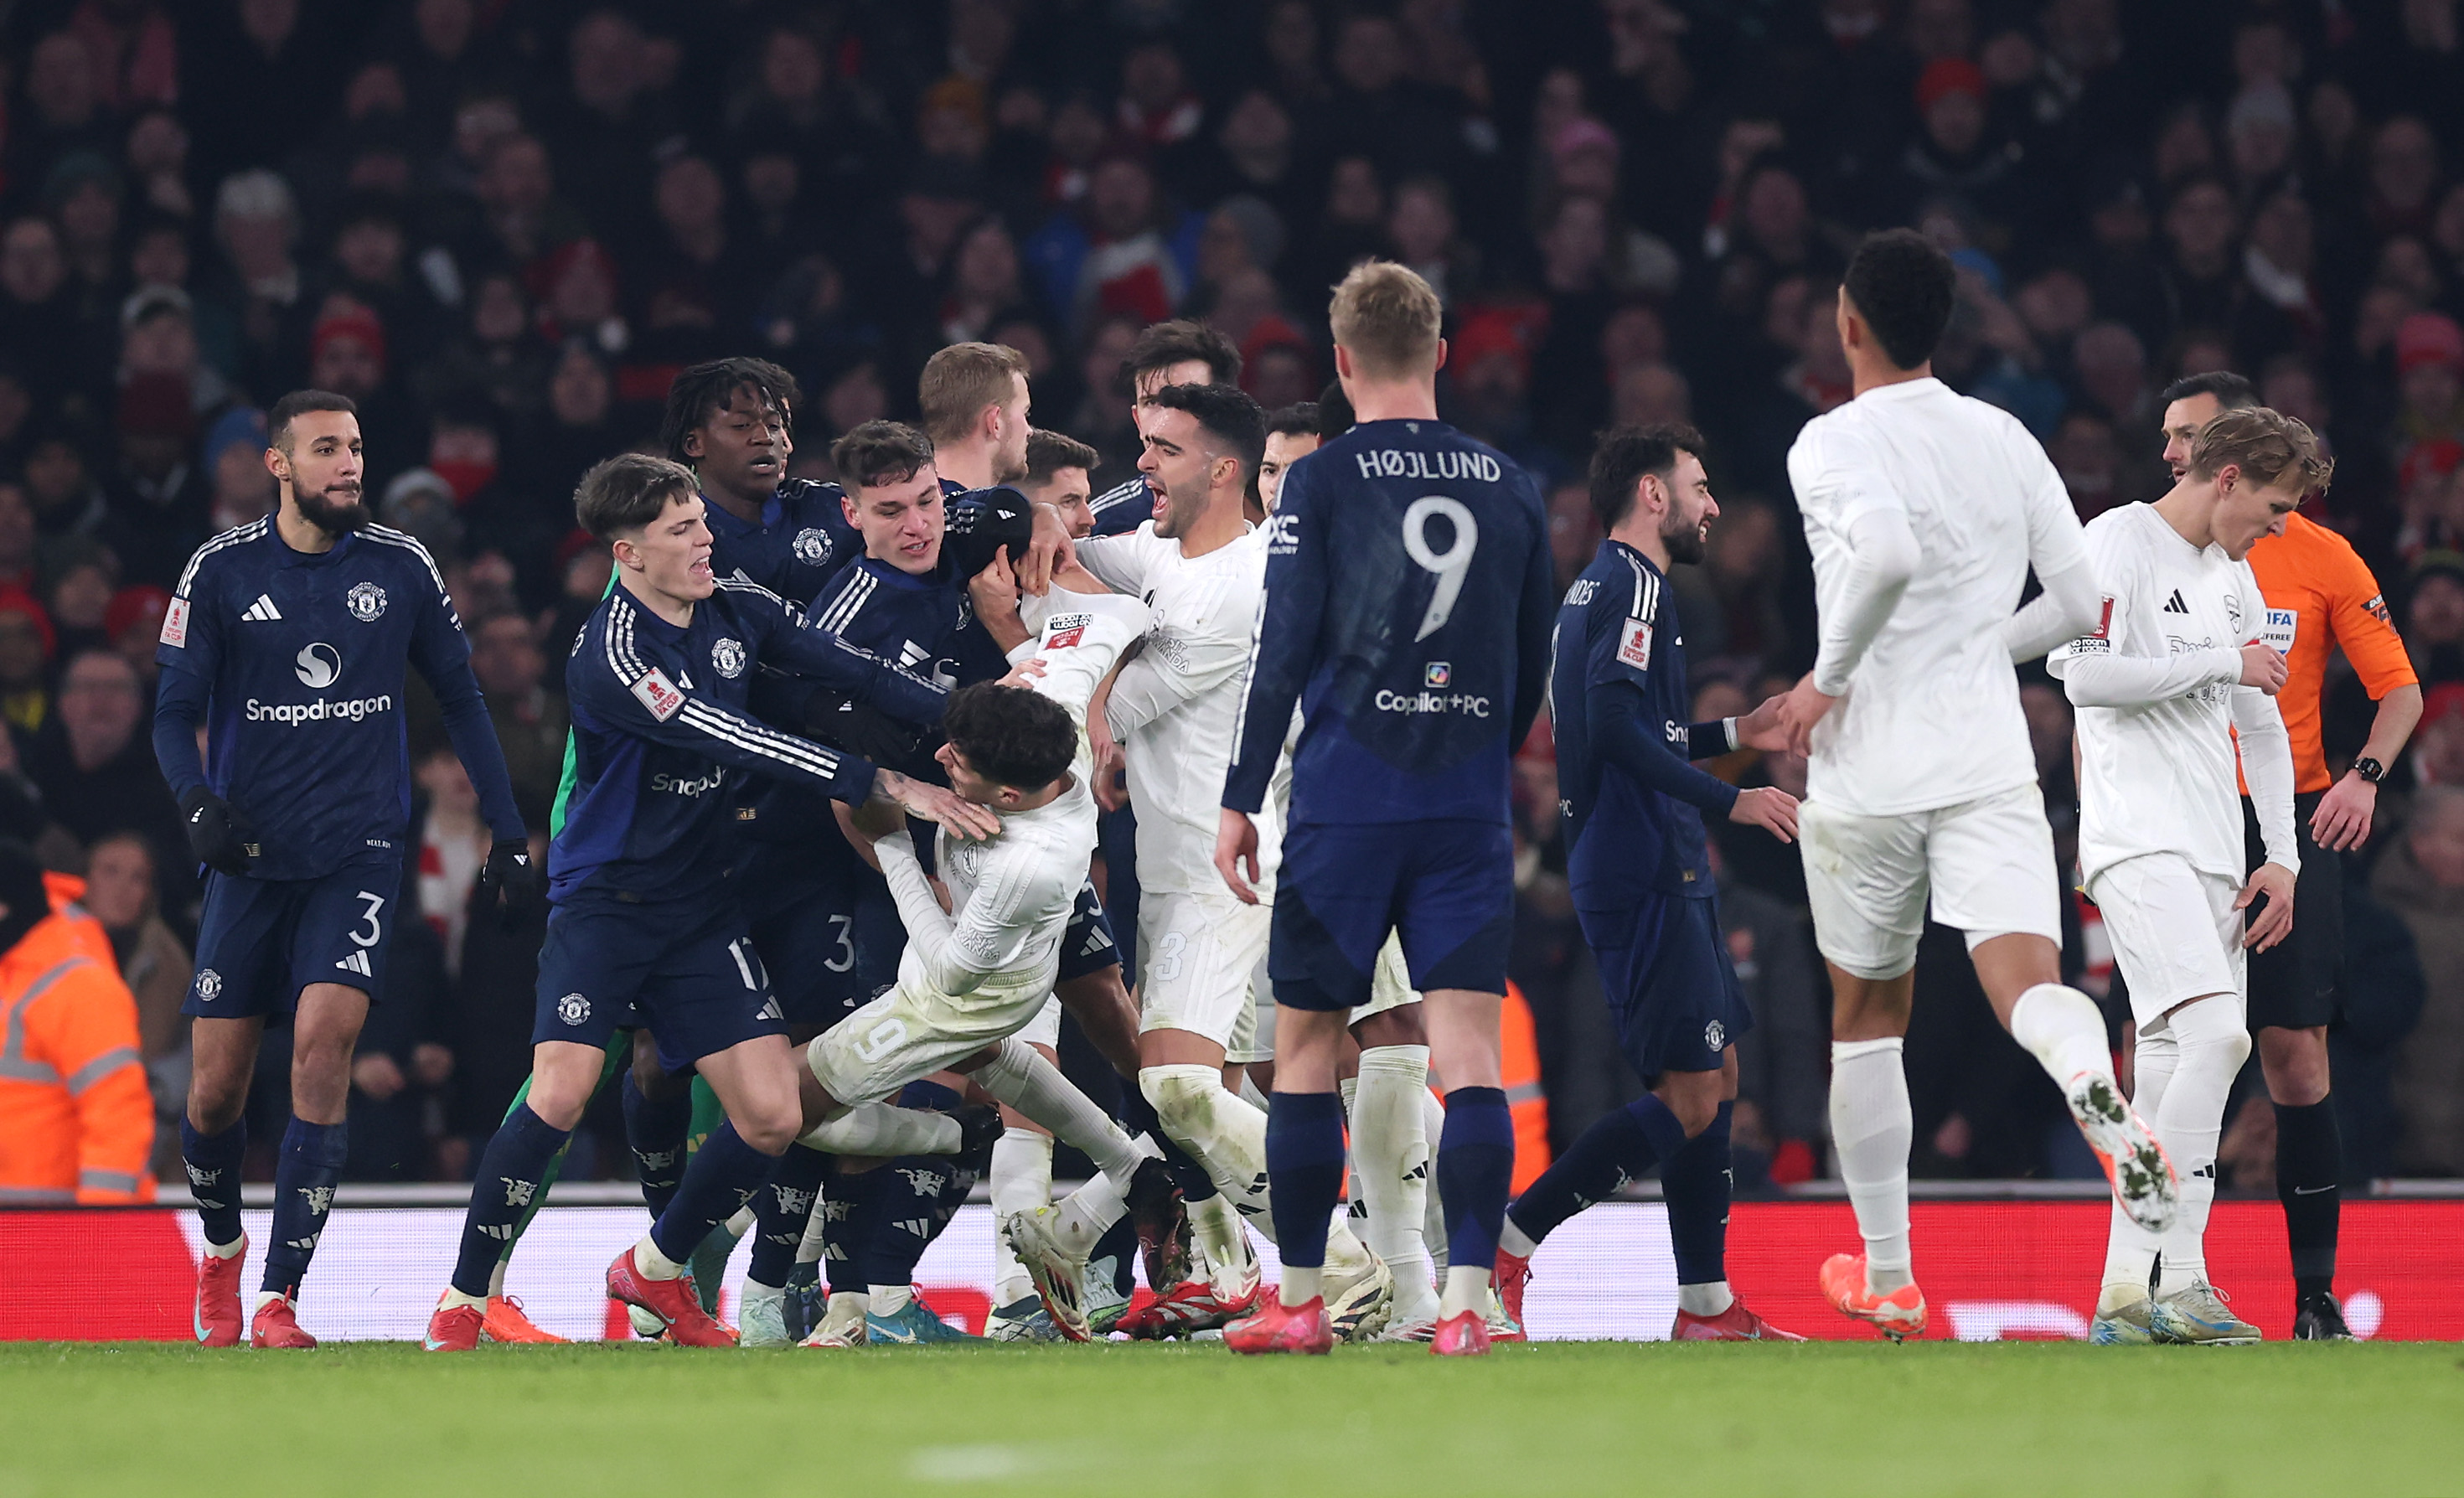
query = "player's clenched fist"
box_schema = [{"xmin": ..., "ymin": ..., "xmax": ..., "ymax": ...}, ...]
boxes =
[
  {"xmin": 1728, "ymin": 785, "xmax": 1800, "ymax": 844},
  {"xmin": 179, "ymin": 788, "xmax": 255, "ymax": 875},
  {"xmin": 2239, "ymin": 641, "xmax": 2288, "ymax": 694}
]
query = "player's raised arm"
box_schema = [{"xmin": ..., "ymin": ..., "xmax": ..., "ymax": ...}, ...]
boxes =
[{"xmin": 1999, "ymin": 426, "xmax": 2106, "ymax": 663}]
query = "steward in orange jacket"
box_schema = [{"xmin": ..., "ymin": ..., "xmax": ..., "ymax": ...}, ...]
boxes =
[{"xmin": 0, "ymin": 840, "xmax": 152, "ymax": 1203}]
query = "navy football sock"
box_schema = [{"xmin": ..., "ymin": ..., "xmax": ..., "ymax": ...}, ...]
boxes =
[
  {"xmin": 1264, "ymin": 1091, "xmax": 1346, "ymax": 1271},
  {"xmin": 1119, "ymin": 1081, "xmax": 1217, "ymax": 1202},
  {"xmin": 820, "ymin": 1158, "xmax": 868, "ymax": 1296},
  {"xmin": 261, "ymin": 1118, "xmax": 346, "ymax": 1299},
  {"xmin": 649, "ymin": 1124, "xmax": 773, "ymax": 1264},
  {"xmin": 1437, "ymin": 1086, "xmax": 1517, "ymax": 1273},
  {"xmin": 748, "ymin": 1144, "xmax": 833, "ymax": 1289},
  {"xmin": 1093, "ymin": 1212, "xmax": 1139, "ymax": 1296},
  {"xmin": 1661, "ymin": 1101, "xmax": 1733, "ymax": 1287},
  {"xmin": 620, "ymin": 1071, "xmax": 691, "ymax": 1220},
  {"xmin": 860, "ymin": 1157, "xmax": 970, "ymax": 1290},
  {"xmin": 1505, "ymin": 1092, "xmax": 1684, "ymax": 1247},
  {"xmin": 178, "ymin": 1117, "xmax": 246, "ymax": 1250},
  {"xmin": 452, "ymin": 1104, "xmax": 570, "ymax": 1298}
]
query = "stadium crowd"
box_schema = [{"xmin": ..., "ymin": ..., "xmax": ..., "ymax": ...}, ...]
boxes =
[{"xmin": 1, "ymin": 0, "xmax": 2461, "ymax": 1194}]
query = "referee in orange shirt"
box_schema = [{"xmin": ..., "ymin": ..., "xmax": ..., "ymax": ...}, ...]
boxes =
[{"xmin": 2156, "ymin": 373, "xmax": 2423, "ymax": 1340}]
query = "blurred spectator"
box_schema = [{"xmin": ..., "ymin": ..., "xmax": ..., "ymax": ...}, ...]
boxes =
[
  {"xmin": 2374, "ymin": 787, "xmax": 2464, "ymax": 1173},
  {"xmin": 27, "ymin": 648, "xmax": 183, "ymax": 880},
  {"xmin": 80, "ymin": 829, "xmax": 189, "ymax": 1180}
]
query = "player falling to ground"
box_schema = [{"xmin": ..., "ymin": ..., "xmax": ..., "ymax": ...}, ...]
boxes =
[
  {"xmin": 158, "ymin": 390, "xmax": 540, "ymax": 1350},
  {"xmin": 1077, "ymin": 382, "xmax": 1402, "ymax": 1339},
  {"xmin": 424, "ymin": 455, "xmax": 991, "ymax": 1351},
  {"xmin": 798, "ymin": 581, "xmax": 1180, "ymax": 1343},
  {"xmin": 1496, "ymin": 423, "xmax": 1804, "ymax": 1343},
  {"xmin": 2152, "ymin": 374, "xmax": 2422, "ymax": 1340},
  {"xmin": 1217, "ymin": 261, "xmax": 1555, "ymax": 1356},
  {"xmin": 2060, "ymin": 408, "xmax": 2324, "ymax": 1346},
  {"xmin": 1777, "ymin": 230, "xmax": 2172, "ymax": 1340}
]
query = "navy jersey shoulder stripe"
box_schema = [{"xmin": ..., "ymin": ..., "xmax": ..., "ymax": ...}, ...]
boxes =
[
  {"xmin": 676, "ymin": 697, "xmax": 844, "ymax": 779},
  {"xmin": 713, "ymin": 573, "xmax": 801, "ymax": 622},
  {"xmin": 173, "ymin": 518, "xmax": 270, "ymax": 599},
  {"xmin": 816, "ymin": 568, "xmax": 877, "ymax": 635},
  {"xmin": 1089, "ymin": 477, "xmax": 1146, "ymax": 513},
  {"xmin": 359, "ymin": 524, "xmax": 450, "ymax": 594},
  {"xmin": 1620, "ymin": 549, "xmax": 1660, "ymax": 623}
]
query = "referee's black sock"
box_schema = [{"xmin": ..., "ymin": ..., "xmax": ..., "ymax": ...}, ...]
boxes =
[{"xmin": 2274, "ymin": 1098, "xmax": 2341, "ymax": 1300}]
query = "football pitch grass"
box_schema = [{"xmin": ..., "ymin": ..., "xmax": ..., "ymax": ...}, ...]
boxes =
[{"xmin": 3, "ymin": 1340, "xmax": 2458, "ymax": 1495}]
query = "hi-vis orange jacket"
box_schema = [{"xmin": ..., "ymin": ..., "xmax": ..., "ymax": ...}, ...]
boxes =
[{"xmin": 0, "ymin": 894, "xmax": 153, "ymax": 1204}]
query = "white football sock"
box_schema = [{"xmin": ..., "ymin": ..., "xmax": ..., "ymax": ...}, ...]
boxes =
[
  {"xmin": 633, "ymin": 1234, "xmax": 687, "ymax": 1281},
  {"xmin": 1830, "ymin": 1037, "xmax": 1914, "ymax": 1293},
  {"xmin": 2102, "ymin": 1020, "xmax": 2178, "ymax": 1290},
  {"xmin": 1188, "ymin": 1194, "xmax": 1251, "ymax": 1287},
  {"xmin": 799, "ymin": 1103, "xmax": 960, "ymax": 1158},
  {"xmin": 1420, "ymin": 1087, "xmax": 1450, "ymax": 1277},
  {"xmin": 796, "ymin": 1187, "xmax": 831, "ymax": 1266},
  {"xmin": 2154, "ymin": 994, "xmax": 2248, "ymax": 1294},
  {"xmin": 439, "ymin": 1287, "xmax": 485, "ymax": 1311},
  {"xmin": 2009, "ymin": 983, "xmax": 2115, "ymax": 1087},
  {"xmin": 205, "ymin": 1236, "xmax": 245, "ymax": 1261},
  {"xmin": 1047, "ymin": 1169, "xmax": 1131, "ymax": 1255},
  {"xmin": 1351, "ymin": 1045, "xmax": 1439, "ymax": 1323},
  {"xmin": 989, "ymin": 1128, "xmax": 1052, "ymax": 1306},
  {"xmin": 1142, "ymin": 1063, "xmax": 1273, "ymax": 1221},
  {"xmin": 742, "ymin": 1279, "xmax": 786, "ymax": 1309},
  {"xmin": 1677, "ymin": 1282, "xmax": 1734, "ymax": 1317},
  {"xmin": 486, "ymin": 1258, "xmax": 508, "ymax": 1298},
  {"xmin": 1439, "ymin": 1263, "xmax": 1490, "ymax": 1320},
  {"xmin": 1498, "ymin": 1216, "xmax": 1539, "ymax": 1258},
  {"xmin": 975, "ymin": 1037, "xmax": 1145, "ymax": 1185},
  {"xmin": 1281, "ymin": 1264, "xmax": 1322, "ymax": 1307},
  {"xmin": 868, "ymin": 1284, "xmax": 912, "ymax": 1315}
]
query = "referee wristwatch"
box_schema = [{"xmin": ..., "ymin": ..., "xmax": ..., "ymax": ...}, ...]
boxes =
[{"xmin": 2351, "ymin": 757, "xmax": 2387, "ymax": 784}]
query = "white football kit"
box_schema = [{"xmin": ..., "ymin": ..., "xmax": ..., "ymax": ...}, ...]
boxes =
[
  {"xmin": 805, "ymin": 591, "xmax": 1150, "ymax": 1104},
  {"xmin": 2051, "ymin": 503, "xmax": 2299, "ymax": 1022},
  {"xmin": 1787, "ymin": 377, "xmax": 2090, "ymax": 978}
]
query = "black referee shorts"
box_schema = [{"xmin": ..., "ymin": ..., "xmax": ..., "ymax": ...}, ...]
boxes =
[{"xmin": 2242, "ymin": 788, "xmax": 2343, "ymax": 1031}]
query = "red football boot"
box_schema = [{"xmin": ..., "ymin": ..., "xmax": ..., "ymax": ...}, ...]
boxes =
[
  {"xmin": 1430, "ymin": 1309, "xmax": 1491, "ymax": 1356},
  {"xmin": 1493, "ymin": 1247, "xmax": 1532, "ymax": 1330},
  {"xmin": 1672, "ymin": 1296, "xmax": 1807, "ymax": 1341},
  {"xmin": 1120, "ymin": 1270, "xmax": 1263, "ymax": 1340},
  {"xmin": 250, "ymin": 1295, "xmax": 317, "ymax": 1349},
  {"xmin": 194, "ymin": 1238, "xmax": 245, "ymax": 1348},
  {"xmin": 1225, "ymin": 1295, "xmax": 1333, "ymax": 1355},
  {"xmin": 424, "ymin": 1296, "xmax": 484, "ymax": 1352},
  {"xmin": 607, "ymin": 1248, "xmax": 736, "ymax": 1347},
  {"xmin": 483, "ymin": 1295, "xmax": 568, "ymax": 1345}
]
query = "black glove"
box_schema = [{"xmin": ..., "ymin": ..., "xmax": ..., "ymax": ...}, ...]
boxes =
[
  {"xmin": 477, "ymin": 838, "xmax": 544, "ymax": 929},
  {"xmin": 178, "ymin": 788, "xmax": 255, "ymax": 876}
]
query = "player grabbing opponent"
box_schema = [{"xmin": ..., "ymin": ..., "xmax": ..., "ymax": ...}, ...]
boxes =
[
  {"xmin": 1496, "ymin": 423, "xmax": 1803, "ymax": 1342},
  {"xmin": 1218, "ymin": 261, "xmax": 1555, "ymax": 1356},
  {"xmin": 161, "ymin": 390, "xmax": 538, "ymax": 1349},
  {"xmin": 2154, "ymin": 374, "xmax": 2421, "ymax": 1339},
  {"xmin": 2061, "ymin": 408, "xmax": 2322, "ymax": 1345},
  {"xmin": 1779, "ymin": 230, "xmax": 2171, "ymax": 1340}
]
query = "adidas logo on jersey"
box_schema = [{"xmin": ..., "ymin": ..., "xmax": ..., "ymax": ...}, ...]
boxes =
[
  {"xmin": 334, "ymin": 948, "xmax": 373, "ymax": 977},
  {"xmin": 2161, "ymin": 589, "xmax": 2189, "ymax": 614},
  {"xmin": 1078, "ymin": 926, "xmax": 1114, "ymax": 956},
  {"xmin": 242, "ymin": 594, "xmax": 283, "ymax": 622},
  {"xmin": 757, "ymin": 996, "xmax": 784, "ymax": 1021}
]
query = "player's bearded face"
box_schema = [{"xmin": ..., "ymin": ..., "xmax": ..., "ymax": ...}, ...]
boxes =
[
  {"xmin": 1658, "ymin": 457, "xmax": 1715, "ymax": 565},
  {"xmin": 281, "ymin": 414, "xmax": 369, "ymax": 535}
]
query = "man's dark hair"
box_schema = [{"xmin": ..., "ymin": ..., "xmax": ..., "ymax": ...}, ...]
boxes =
[
  {"xmin": 2159, "ymin": 370, "xmax": 2258, "ymax": 410},
  {"xmin": 1589, "ymin": 422, "xmax": 1707, "ymax": 530},
  {"xmin": 267, "ymin": 390, "xmax": 358, "ymax": 451},
  {"xmin": 1267, "ymin": 402, "xmax": 1320, "ymax": 439},
  {"xmin": 1025, "ymin": 429, "xmax": 1098, "ymax": 485},
  {"xmin": 830, "ymin": 420, "xmax": 935, "ymax": 489},
  {"xmin": 1842, "ymin": 229, "xmax": 1955, "ymax": 372},
  {"xmin": 1145, "ymin": 382, "xmax": 1267, "ymax": 482},
  {"xmin": 576, "ymin": 452, "xmax": 697, "ymax": 540},
  {"xmin": 659, "ymin": 357, "xmax": 800, "ymax": 463},
  {"xmin": 1315, "ymin": 380, "xmax": 1354, "ymax": 439},
  {"xmin": 943, "ymin": 681, "xmax": 1077, "ymax": 791},
  {"xmin": 1121, "ymin": 318, "xmax": 1242, "ymax": 393}
]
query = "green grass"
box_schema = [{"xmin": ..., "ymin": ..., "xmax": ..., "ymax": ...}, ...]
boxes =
[{"xmin": 1, "ymin": 1340, "xmax": 2457, "ymax": 1495}]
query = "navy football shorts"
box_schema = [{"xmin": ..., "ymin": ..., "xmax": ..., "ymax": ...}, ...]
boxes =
[
  {"xmin": 1579, "ymin": 893, "xmax": 1754, "ymax": 1080},
  {"xmin": 1056, "ymin": 878, "xmax": 1122, "ymax": 984},
  {"xmin": 533, "ymin": 895, "xmax": 785, "ymax": 1072},
  {"xmin": 745, "ymin": 858, "xmax": 902, "ymax": 1031},
  {"xmin": 1269, "ymin": 818, "xmax": 1514, "ymax": 1012},
  {"xmin": 183, "ymin": 856, "xmax": 400, "ymax": 1020}
]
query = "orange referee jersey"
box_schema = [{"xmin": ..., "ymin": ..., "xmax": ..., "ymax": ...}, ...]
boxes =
[{"xmin": 2244, "ymin": 513, "xmax": 2417, "ymax": 793}]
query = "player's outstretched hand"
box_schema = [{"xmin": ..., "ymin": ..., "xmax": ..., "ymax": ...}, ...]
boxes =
[
  {"xmin": 994, "ymin": 658, "xmax": 1046, "ymax": 690},
  {"xmin": 1018, "ymin": 504, "xmax": 1076, "ymax": 596},
  {"xmin": 2238, "ymin": 641, "xmax": 2289, "ymax": 695},
  {"xmin": 1728, "ymin": 785, "xmax": 1800, "ymax": 843},
  {"xmin": 1733, "ymin": 692, "xmax": 1795, "ymax": 752},
  {"xmin": 477, "ymin": 838, "xmax": 543, "ymax": 929},
  {"xmin": 878, "ymin": 768, "xmax": 1001, "ymax": 842},
  {"xmin": 2237, "ymin": 860, "xmax": 2296, "ymax": 952},
  {"xmin": 1775, "ymin": 674, "xmax": 1839, "ymax": 757},
  {"xmin": 1216, "ymin": 808, "xmax": 1262, "ymax": 905},
  {"xmin": 179, "ymin": 788, "xmax": 255, "ymax": 876},
  {"xmin": 2310, "ymin": 771, "xmax": 2379, "ymax": 851}
]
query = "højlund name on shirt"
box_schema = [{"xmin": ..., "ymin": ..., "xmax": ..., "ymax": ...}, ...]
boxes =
[{"xmin": 1351, "ymin": 448, "xmax": 1502, "ymax": 483}]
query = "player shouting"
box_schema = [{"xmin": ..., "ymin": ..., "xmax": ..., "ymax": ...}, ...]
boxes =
[
  {"xmin": 1496, "ymin": 423, "xmax": 1803, "ymax": 1341},
  {"xmin": 1218, "ymin": 261, "xmax": 1555, "ymax": 1356},
  {"xmin": 424, "ymin": 455, "xmax": 987, "ymax": 1351},
  {"xmin": 2061, "ymin": 408, "xmax": 2322, "ymax": 1345},
  {"xmin": 1779, "ymin": 230, "xmax": 2170, "ymax": 1340},
  {"xmin": 2152, "ymin": 374, "xmax": 2421, "ymax": 1340},
  {"xmin": 160, "ymin": 390, "xmax": 539, "ymax": 1349}
]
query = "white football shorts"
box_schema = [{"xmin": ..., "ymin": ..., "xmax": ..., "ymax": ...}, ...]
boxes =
[
  {"xmin": 2089, "ymin": 853, "xmax": 2246, "ymax": 1025},
  {"xmin": 1800, "ymin": 781, "xmax": 2063, "ymax": 980}
]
